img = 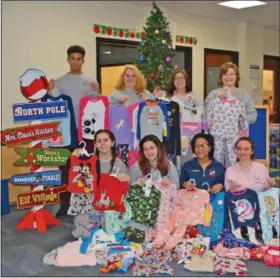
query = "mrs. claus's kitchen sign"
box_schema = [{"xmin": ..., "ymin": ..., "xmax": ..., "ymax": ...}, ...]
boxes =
[{"xmin": 1, "ymin": 122, "xmax": 60, "ymax": 146}]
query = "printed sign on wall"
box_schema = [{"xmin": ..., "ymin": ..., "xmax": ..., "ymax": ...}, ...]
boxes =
[
  {"xmin": 1, "ymin": 122, "xmax": 60, "ymax": 146},
  {"xmin": 14, "ymin": 148, "xmax": 71, "ymax": 166},
  {"xmin": 13, "ymin": 101, "xmax": 68, "ymax": 122},
  {"xmin": 9, "ymin": 170, "xmax": 62, "ymax": 186},
  {"xmin": 17, "ymin": 186, "xmax": 67, "ymax": 209}
]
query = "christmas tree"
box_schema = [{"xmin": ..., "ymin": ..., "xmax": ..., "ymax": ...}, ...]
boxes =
[{"xmin": 135, "ymin": 1, "xmax": 175, "ymax": 92}]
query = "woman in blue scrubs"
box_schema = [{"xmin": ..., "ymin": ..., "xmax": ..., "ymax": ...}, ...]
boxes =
[{"xmin": 180, "ymin": 133, "xmax": 225, "ymax": 194}]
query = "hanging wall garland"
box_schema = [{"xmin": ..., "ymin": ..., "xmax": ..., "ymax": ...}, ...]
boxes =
[
  {"xmin": 93, "ymin": 24, "xmax": 145, "ymax": 39},
  {"xmin": 176, "ymin": 35, "xmax": 198, "ymax": 45},
  {"xmin": 93, "ymin": 24, "xmax": 198, "ymax": 45}
]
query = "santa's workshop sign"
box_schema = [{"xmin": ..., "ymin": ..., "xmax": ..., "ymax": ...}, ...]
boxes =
[
  {"xmin": 17, "ymin": 186, "xmax": 67, "ymax": 209},
  {"xmin": 1, "ymin": 122, "xmax": 60, "ymax": 147},
  {"xmin": 14, "ymin": 148, "xmax": 71, "ymax": 166},
  {"xmin": 9, "ymin": 170, "xmax": 62, "ymax": 186},
  {"xmin": 13, "ymin": 101, "xmax": 68, "ymax": 122}
]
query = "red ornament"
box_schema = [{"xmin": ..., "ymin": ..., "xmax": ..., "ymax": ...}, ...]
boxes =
[
  {"xmin": 140, "ymin": 31, "xmax": 145, "ymax": 39},
  {"xmin": 179, "ymin": 37, "xmax": 185, "ymax": 44},
  {"xmin": 93, "ymin": 25, "xmax": 100, "ymax": 34},
  {"xmin": 130, "ymin": 32, "xmax": 135, "ymax": 39},
  {"xmin": 119, "ymin": 29, "xmax": 124, "ymax": 37},
  {"xmin": 189, "ymin": 38, "xmax": 193, "ymax": 44},
  {"xmin": 106, "ymin": 28, "xmax": 113, "ymax": 36},
  {"xmin": 150, "ymin": 73, "xmax": 155, "ymax": 79}
]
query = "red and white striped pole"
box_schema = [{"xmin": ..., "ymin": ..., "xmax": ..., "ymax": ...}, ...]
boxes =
[{"xmin": 30, "ymin": 120, "xmax": 45, "ymax": 226}]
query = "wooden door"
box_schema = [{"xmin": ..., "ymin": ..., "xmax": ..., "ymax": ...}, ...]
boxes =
[
  {"xmin": 204, "ymin": 49, "xmax": 239, "ymax": 99},
  {"xmin": 101, "ymin": 65, "xmax": 130, "ymax": 96},
  {"xmin": 264, "ymin": 55, "xmax": 280, "ymax": 123}
]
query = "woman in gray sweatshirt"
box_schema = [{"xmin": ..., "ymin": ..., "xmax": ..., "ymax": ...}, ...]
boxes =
[
  {"xmin": 130, "ymin": 135, "xmax": 179, "ymax": 189},
  {"xmin": 205, "ymin": 62, "xmax": 257, "ymax": 125},
  {"xmin": 109, "ymin": 65, "xmax": 153, "ymax": 105}
]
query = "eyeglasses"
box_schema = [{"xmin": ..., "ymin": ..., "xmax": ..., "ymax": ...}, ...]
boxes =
[
  {"xmin": 175, "ymin": 77, "xmax": 185, "ymax": 81},
  {"xmin": 194, "ymin": 143, "xmax": 209, "ymax": 149}
]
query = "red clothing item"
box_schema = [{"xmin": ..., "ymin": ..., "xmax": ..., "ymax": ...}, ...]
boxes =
[
  {"xmin": 128, "ymin": 150, "xmax": 139, "ymax": 169},
  {"xmin": 184, "ymin": 225, "xmax": 203, "ymax": 239},
  {"xmin": 67, "ymin": 155, "xmax": 99, "ymax": 194},
  {"xmin": 264, "ymin": 246, "xmax": 280, "ymax": 266},
  {"xmin": 93, "ymin": 173, "xmax": 129, "ymax": 212}
]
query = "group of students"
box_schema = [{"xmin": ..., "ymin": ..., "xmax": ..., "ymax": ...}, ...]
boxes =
[
  {"xmin": 58, "ymin": 129, "xmax": 276, "ymax": 216},
  {"xmin": 42, "ymin": 45, "xmax": 280, "ymax": 274},
  {"xmin": 49, "ymin": 44, "xmax": 276, "ymax": 217}
]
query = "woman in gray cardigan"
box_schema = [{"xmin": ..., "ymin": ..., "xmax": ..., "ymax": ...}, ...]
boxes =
[
  {"xmin": 205, "ymin": 62, "xmax": 257, "ymax": 125},
  {"xmin": 130, "ymin": 135, "xmax": 179, "ymax": 189}
]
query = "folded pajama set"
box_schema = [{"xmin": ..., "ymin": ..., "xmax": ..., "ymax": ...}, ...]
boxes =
[{"xmin": 132, "ymin": 246, "xmax": 175, "ymax": 276}]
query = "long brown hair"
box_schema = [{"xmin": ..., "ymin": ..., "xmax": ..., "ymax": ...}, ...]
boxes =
[
  {"xmin": 94, "ymin": 129, "xmax": 117, "ymax": 174},
  {"xmin": 234, "ymin": 137, "xmax": 255, "ymax": 161},
  {"xmin": 138, "ymin": 135, "xmax": 169, "ymax": 176},
  {"xmin": 166, "ymin": 68, "xmax": 192, "ymax": 98}
]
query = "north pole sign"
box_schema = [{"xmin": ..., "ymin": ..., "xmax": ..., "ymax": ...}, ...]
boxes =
[
  {"xmin": 16, "ymin": 186, "xmax": 67, "ymax": 209},
  {"xmin": 1, "ymin": 122, "xmax": 60, "ymax": 147},
  {"xmin": 14, "ymin": 148, "xmax": 71, "ymax": 166},
  {"xmin": 13, "ymin": 101, "xmax": 68, "ymax": 122},
  {"xmin": 9, "ymin": 170, "xmax": 62, "ymax": 186}
]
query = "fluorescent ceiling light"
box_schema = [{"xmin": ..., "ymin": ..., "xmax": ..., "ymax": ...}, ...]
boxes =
[
  {"xmin": 218, "ymin": 1, "xmax": 267, "ymax": 9},
  {"xmin": 103, "ymin": 51, "xmax": 111, "ymax": 55}
]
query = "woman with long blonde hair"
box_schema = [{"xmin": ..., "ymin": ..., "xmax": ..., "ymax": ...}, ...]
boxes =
[{"xmin": 109, "ymin": 65, "xmax": 152, "ymax": 105}]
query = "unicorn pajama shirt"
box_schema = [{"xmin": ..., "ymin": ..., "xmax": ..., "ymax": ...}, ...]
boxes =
[
  {"xmin": 109, "ymin": 104, "xmax": 132, "ymax": 147},
  {"xmin": 225, "ymin": 189, "xmax": 261, "ymax": 245},
  {"xmin": 110, "ymin": 105, "xmax": 133, "ymax": 167}
]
